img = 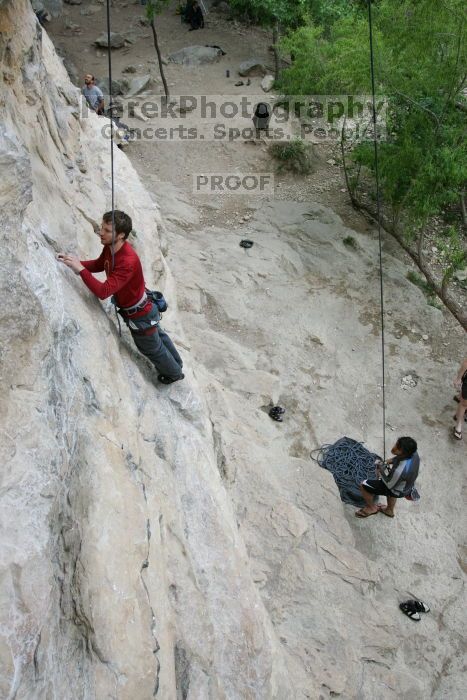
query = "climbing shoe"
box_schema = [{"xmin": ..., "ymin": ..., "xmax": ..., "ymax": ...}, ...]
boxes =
[
  {"xmin": 404, "ymin": 599, "xmax": 430, "ymax": 613},
  {"xmin": 270, "ymin": 406, "xmax": 285, "ymax": 415},
  {"xmin": 239, "ymin": 239, "xmax": 254, "ymax": 249},
  {"xmin": 399, "ymin": 602, "xmax": 421, "ymax": 621},
  {"xmin": 158, "ymin": 374, "xmax": 184, "ymax": 385},
  {"xmin": 269, "ymin": 406, "xmax": 285, "ymax": 421}
]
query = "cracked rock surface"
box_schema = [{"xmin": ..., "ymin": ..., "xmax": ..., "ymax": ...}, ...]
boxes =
[{"xmin": 1, "ymin": 1, "xmax": 466, "ymax": 699}]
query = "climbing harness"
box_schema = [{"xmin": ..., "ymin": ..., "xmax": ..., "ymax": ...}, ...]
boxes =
[{"xmin": 311, "ymin": 437, "xmax": 382, "ymax": 507}]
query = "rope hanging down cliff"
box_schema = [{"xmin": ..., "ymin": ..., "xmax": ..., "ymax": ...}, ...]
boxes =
[
  {"xmin": 105, "ymin": 0, "xmax": 116, "ymax": 272},
  {"xmin": 308, "ymin": 2, "xmax": 388, "ymax": 494},
  {"xmin": 368, "ymin": 0, "xmax": 386, "ymax": 456}
]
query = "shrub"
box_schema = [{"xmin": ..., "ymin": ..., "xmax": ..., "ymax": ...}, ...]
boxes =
[{"xmin": 269, "ymin": 139, "xmax": 313, "ymax": 174}]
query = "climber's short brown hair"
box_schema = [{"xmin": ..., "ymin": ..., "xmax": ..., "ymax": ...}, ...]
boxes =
[{"xmin": 102, "ymin": 210, "xmax": 132, "ymax": 239}]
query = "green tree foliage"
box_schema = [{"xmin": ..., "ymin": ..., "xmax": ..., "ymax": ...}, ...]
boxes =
[
  {"xmin": 281, "ymin": 0, "xmax": 466, "ymax": 218},
  {"xmin": 306, "ymin": 0, "xmax": 360, "ymax": 32},
  {"xmin": 279, "ymin": 0, "xmax": 466, "ymax": 321},
  {"xmin": 229, "ymin": 0, "xmax": 307, "ymax": 28},
  {"xmin": 282, "ymin": 0, "xmax": 467, "ymax": 253}
]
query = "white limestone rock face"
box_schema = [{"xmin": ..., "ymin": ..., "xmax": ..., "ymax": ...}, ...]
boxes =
[
  {"xmin": 0, "ymin": 1, "xmax": 292, "ymax": 698},
  {"xmin": 2, "ymin": 2, "xmax": 467, "ymax": 700}
]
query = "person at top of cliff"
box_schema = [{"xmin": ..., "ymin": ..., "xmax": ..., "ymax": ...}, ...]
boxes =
[
  {"xmin": 82, "ymin": 74, "xmax": 105, "ymax": 115},
  {"xmin": 57, "ymin": 211, "xmax": 184, "ymax": 385},
  {"xmin": 453, "ymin": 358, "xmax": 467, "ymax": 439},
  {"xmin": 355, "ymin": 436, "xmax": 420, "ymax": 519}
]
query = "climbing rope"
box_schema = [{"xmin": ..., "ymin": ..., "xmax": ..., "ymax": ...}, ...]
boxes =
[
  {"xmin": 105, "ymin": 0, "xmax": 123, "ymax": 335},
  {"xmin": 105, "ymin": 0, "xmax": 116, "ymax": 271},
  {"xmin": 309, "ymin": 4, "xmax": 388, "ymax": 491},
  {"xmin": 367, "ymin": 0, "xmax": 386, "ymax": 456},
  {"xmin": 311, "ymin": 437, "xmax": 382, "ymax": 506}
]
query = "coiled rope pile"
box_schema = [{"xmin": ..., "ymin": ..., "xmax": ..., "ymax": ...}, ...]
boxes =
[{"xmin": 311, "ymin": 437, "xmax": 382, "ymax": 507}]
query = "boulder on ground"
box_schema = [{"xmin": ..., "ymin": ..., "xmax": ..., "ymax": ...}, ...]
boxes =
[
  {"xmin": 80, "ymin": 4, "xmax": 102, "ymax": 15},
  {"xmin": 125, "ymin": 75, "xmax": 152, "ymax": 97},
  {"xmin": 239, "ymin": 59, "xmax": 267, "ymax": 77},
  {"xmin": 261, "ymin": 74, "xmax": 275, "ymax": 92},
  {"xmin": 168, "ymin": 46, "xmax": 223, "ymax": 66},
  {"xmin": 97, "ymin": 77, "xmax": 127, "ymax": 96},
  {"xmin": 212, "ymin": 1, "xmax": 230, "ymax": 13},
  {"xmin": 94, "ymin": 32, "xmax": 125, "ymax": 49},
  {"xmin": 32, "ymin": 0, "xmax": 62, "ymax": 15}
]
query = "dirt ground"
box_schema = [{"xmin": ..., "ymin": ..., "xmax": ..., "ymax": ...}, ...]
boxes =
[{"xmin": 48, "ymin": 0, "xmax": 366, "ymax": 224}]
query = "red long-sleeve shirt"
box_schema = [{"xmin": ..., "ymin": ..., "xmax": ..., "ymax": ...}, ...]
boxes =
[{"xmin": 80, "ymin": 242, "xmax": 146, "ymax": 308}]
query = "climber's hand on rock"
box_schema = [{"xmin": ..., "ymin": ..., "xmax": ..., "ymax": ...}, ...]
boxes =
[{"xmin": 58, "ymin": 254, "xmax": 84, "ymax": 274}]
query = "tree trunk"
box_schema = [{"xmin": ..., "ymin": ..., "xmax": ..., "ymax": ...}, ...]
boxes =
[
  {"xmin": 460, "ymin": 191, "xmax": 467, "ymax": 226},
  {"xmin": 351, "ymin": 198, "xmax": 467, "ymax": 330},
  {"xmin": 272, "ymin": 22, "xmax": 280, "ymax": 82},
  {"xmin": 341, "ymin": 119, "xmax": 358, "ymax": 206},
  {"xmin": 150, "ymin": 20, "xmax": 169, "ymax": 104}
]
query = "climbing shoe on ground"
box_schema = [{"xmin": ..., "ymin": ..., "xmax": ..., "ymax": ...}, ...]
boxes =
[
  {"xmin": 269, "ymin": 406, "xmax": 285, "ymax": 421},
  {"xmin": 399, "ymin": 602, "xmax": 421, "ymax": 621},
  {"xmin": 158, "ymin": 374, "xmax": 184, "ymax": 385},
  {"xmin": 404, "ymin": 599, "xmax": 430, "ymax": 613},
  {"xmin": 240, "ymin": 239, "xmax": 254, "ymax": 248}
]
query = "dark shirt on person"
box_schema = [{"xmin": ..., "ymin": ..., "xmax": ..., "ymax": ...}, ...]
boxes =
[{"xmin": 381, "ymin": 453, "xmax": 420, "ymax": 496}]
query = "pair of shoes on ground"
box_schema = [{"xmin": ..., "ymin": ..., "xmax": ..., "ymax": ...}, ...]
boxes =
[
  {"xmin": 399, "ymin": 599, "xmax": 430, "ymax": 622},
  {"xmin": 158, "ymin": 373, "xmax": 184, "ymax": 385},
  {"xmin": 269, "ymin": 405, "xmax": 285, "ymax": 421}
]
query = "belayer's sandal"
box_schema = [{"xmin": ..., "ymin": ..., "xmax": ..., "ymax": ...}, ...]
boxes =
[
  {"xmin": 355, "ymin": 509, "xmax": 379, "ymax": 518},
  {"xmin": 377, "ymin": 506, "xmax": 395, "ymax": 517},
  {"xmin": 453, "ymin": 427, "xmax": 462, "ymax": 440}
]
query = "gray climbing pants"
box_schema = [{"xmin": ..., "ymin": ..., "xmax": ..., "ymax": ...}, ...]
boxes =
[{"xmin": 123, "ymin": 302, "xmax": 183, "ymax": 379}]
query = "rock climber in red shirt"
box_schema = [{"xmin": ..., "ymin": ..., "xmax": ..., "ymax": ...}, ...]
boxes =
[{"xmin": 58, "ymin": 210, "xmax": 184, "ymax": 384}]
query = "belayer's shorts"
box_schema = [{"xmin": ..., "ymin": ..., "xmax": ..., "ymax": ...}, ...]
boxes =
[{"xmin": 361, "ymin": 479, "xmax": 404, "ymax": 499}]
